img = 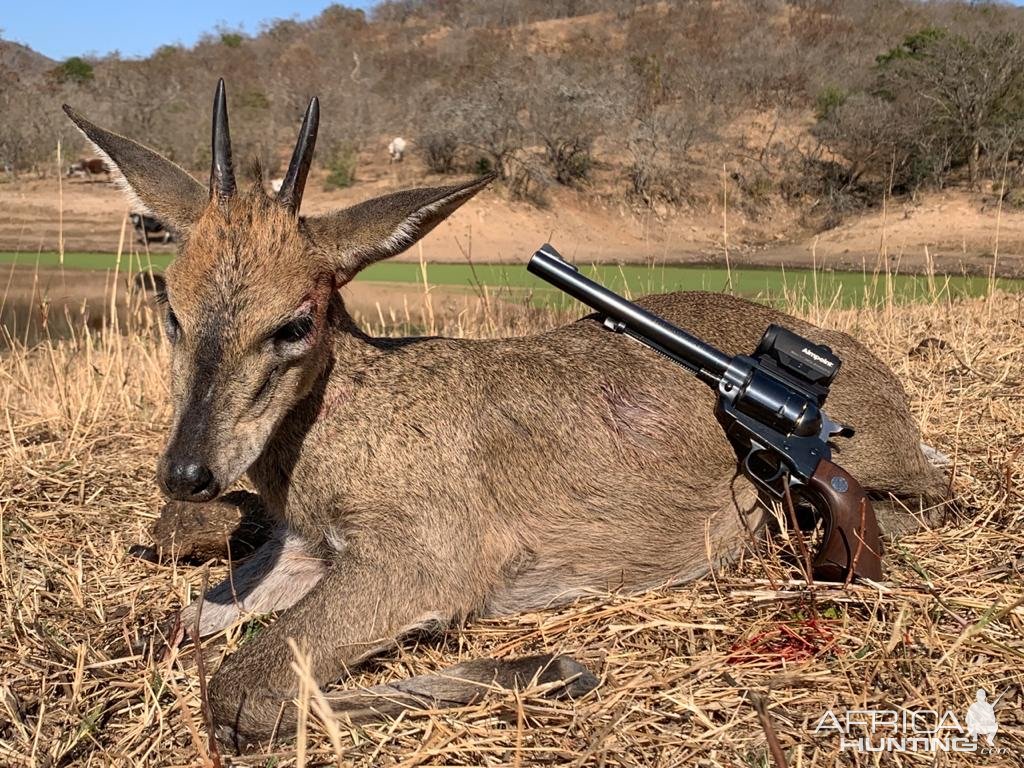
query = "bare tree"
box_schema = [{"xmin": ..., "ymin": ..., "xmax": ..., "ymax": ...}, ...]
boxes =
[
  {"xmin": 524, "ymin": 58, "xmax": 610, "ymax": 186},
  {"xmin": 812, "ymin": 93, "xmax": 907, "ymax": 188},
  {"xmin": 419, "ymin": 131, "xmax": 459, "ymax": 174},
  {"xmin": 446, "ymin": 81, "xmax": 527, "ymax": 179},
  {"xmin": 876, "ymin": 27, "xmax": 1024, "ymax": 186}
]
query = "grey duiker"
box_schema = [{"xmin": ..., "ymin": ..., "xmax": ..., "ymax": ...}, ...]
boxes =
[{"xmin": 66, "ymin": 81, "xmax": 945, "ymax": 750}]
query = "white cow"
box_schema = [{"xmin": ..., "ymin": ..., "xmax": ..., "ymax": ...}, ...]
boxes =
[{"xmin": 388, "ymin": 137, "xmax": 407, "ymax": 163}]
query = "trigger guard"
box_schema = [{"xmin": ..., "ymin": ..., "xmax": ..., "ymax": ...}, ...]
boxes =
[{"xmin": 743, "ymin": 447, "xmax": 786, "ymax": 495}]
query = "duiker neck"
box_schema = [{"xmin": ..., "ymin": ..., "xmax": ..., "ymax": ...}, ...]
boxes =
[
  {"xmin": 249, "ymin": 296, "xmax": 389, "ymax": 521},
  {"xmin": 328, "ymin": 293, "xmax": 449, "ymax": 357}
]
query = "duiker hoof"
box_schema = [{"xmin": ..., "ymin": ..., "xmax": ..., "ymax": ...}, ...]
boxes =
[
  {"xmin": 150, "ymin": 490, "xmax": 271, "ymax": 563},
  {"xmin": 545, "ymin": 655, "xmax": 600, "ymax": 698},
  {"xmin": 208, "ymin": 674, "xmax": 279, "ymax": 753}
]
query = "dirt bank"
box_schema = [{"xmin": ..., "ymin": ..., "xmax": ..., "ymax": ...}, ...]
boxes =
[{"xmin": 2, "ymin": 167, "xmax": 1022, "ymax": 276}]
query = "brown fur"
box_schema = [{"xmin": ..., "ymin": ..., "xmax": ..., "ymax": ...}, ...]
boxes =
[{"xmin": 64, "ymin": 93, "xmax": 946, "ymax": 751}]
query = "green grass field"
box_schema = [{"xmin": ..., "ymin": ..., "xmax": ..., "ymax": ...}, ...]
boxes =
[{"xmin": 2, "ymin": 250, "xmax": 1019, "ymax": 308}]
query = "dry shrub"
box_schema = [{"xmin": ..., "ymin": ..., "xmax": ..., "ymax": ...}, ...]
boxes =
[
  {"xmin": 419, "ymin": 131, "xmax": 459, "ymax": 175},
  {"xmin": 323, "ymin": 142, "xmax": 359, "ymax": 190}
]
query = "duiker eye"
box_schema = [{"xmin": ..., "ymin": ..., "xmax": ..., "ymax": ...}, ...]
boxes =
[
  {"xmin": 273, "ymin": 315, "xmax": 314, "ymax": 347},
  {"xmin": 164, "ymin": 308, "xmax": 182, "ymax": 343}
]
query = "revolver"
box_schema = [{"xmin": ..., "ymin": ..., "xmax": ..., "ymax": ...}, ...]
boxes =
[{"xmin": 528, "ymin": 244, "xmax": 883, "ymax": 582}]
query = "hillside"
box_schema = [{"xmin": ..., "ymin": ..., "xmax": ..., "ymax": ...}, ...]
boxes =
[
  {"xmin": 0, "ymin": 39, "xmax": 54, "ymax": 77},
  {"xmin": 3, "ymin": 1, "xmax": 1024, "ymax": 273}
]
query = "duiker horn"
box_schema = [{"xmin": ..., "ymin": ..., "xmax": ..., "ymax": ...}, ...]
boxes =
[
  {"xmin": 278, "ymin": 97, "xmax": 319, "ymax": 214},
  {"xmin": 210, "ymin": 78, "xmax": 236, "ymax": 205}
]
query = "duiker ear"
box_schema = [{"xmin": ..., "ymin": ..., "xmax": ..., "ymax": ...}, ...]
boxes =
[
  {"xmin": 304, "ymin": 174, "xmax": 494, "ymax": 280},
  {"xmin": 62, "ymin": 105, "xmax": 207, "ymax": 234}
]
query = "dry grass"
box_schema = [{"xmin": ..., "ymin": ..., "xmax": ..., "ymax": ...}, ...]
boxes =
[{"xmin": 0, "ymin": 265, "xmax": 1022, "ymax": 767}]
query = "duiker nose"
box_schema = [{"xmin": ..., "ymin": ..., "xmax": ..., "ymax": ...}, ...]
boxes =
[{"xmin": 163, "ymin": 460, "xmax": 219, "ymax": 501}]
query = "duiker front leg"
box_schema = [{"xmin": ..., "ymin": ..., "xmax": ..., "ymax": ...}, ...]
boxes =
[
  {"xmin": 207, "ymin": 548, "xmax": 480, "ymax": 749},
  {"xmin": 180, "ymin": 527, "xmax": 329, "ymax": 638}
]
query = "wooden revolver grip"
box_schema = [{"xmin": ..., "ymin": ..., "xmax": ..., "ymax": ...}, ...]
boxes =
[{"xmin": 808, "ymin": 460, "xmax": 883, "ymax": 582}]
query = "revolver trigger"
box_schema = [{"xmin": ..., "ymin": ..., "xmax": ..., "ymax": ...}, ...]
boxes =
[{"xmin": 743, "ymin": 445, "xmax": 786, "ymax": 498}]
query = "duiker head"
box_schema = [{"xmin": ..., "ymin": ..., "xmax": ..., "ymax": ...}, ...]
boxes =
[{"xmin": 65, "ymin": 80, "xmax": 491, "ymax": 502}]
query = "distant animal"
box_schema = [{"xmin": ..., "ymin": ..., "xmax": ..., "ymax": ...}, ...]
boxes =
[
  {"xmin": 63, "ymin": 81, "xmax": 946, "ymax": 752},
  {"xmin": 66, "ymin": 157, "xmax": 109, "ymax": 181},
  {"xmin": 130, "ymin": 213, "xmax": 174, "ymax": 244},
  {"xmin": 388, "ymin": 136, "xmax": 407, "ymax": 163}
]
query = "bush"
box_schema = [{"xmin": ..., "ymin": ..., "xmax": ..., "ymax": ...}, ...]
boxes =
[
  {"xmin": 627, "ymin": 162, "xmax": 692, "ymax": 207},
  {"xmin": 871, "ymin": 27, "xmax": 1024, "ymax": 187},
  {"xmin": 625, "ymin": 104, "xmax": 711, "ymax": 207},
  {"xmin": 778, "ymin": 154, "xmax": 875, "ymax": 230},
  {"xmin": 811, "ymin": 93, "xmax": 908, "ymax": 188},
  {"xmin": 1006, "ymin": 187, "xmax": 1024, "ymax": 210},
  {"xmin": 507, "ymin": 156, "xmax": 551, "ymax": 207},
  {"xmin": 814, "ymin": 87, "xmax": 846, "ymax": 120},
  {"xmin": 420, "ymin": 132, "xmax": 458, "ymax": 174},
  {"xmin": 525, "ymin": 73, "xmax": 605, "ymax": 187},
  {"xmin": 473, "ymin": 157, "xmax": 493, "ymax": 175},
  {"xmin": 51, "ymin": 57, "xmax": 94, "ymax": 84},
  {"xmin": 324, "ymin": 143, "xmax": 359, "ymax": 189},
  {"xmin": 733, "ymin": 172, "xmax": 774, "ymax": 218},
  {"xmin": 320, "ymin": 5, "xmax": 368, "ymax": 30},
  {"xmin": 544, "ymin": 137, "xmax": 593, "ymax": 185}
]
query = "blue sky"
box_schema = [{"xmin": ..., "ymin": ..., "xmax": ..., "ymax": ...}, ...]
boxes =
[
  {"xmin": 7, "ymin": 0, "xmax": 1024, "ymax": 61},
  {"xmin": 2, "ymin": 1, "xmax": 375, "ymax": 61}
]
